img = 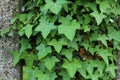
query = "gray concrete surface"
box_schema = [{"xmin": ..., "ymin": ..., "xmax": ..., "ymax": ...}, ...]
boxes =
[
  {"xmin": 0, "ymin": 0, "xmax": 21, "ymax": 80},
  {"xmin": 117, "ymin": 51, "xmax": 120, "ymax": 80}
]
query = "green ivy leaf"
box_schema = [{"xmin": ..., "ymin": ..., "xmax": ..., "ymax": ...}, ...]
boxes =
[
  {"xmin": 35, "ymin": 17, "xmax": 56, "ymax": 39},
  {"xmin": 97, "ymin": 34, "xmax": 108, "ymax": 47},
  {"xmin": 90, "ymin": 11, "xmax": 107, "ymax": 25},
  {"xmin": 96, "ymin": 48, "xmax": 112, "ymax": 64},
  {"xmin": 44, "ymin": 0, "xmax": 66, "ymax": 14},
  {"xmin": 17, "ymin": 14, "xmax": 27, "ymax": 22},
  {"xmin": 83, "ymin": 25, "xmax": 90, "ymax": 32},
  {"xmin": 107, "ymin": 27, "xmax": 120, "ymax": 42},
  {"xmin": 20, "ymin": 52, "xmax": 37, "ymax": 67},
  {"xmin": 87, "ymin": 71, "xmax": 102, "ymax": 80},
  {"xmin": 48, "ymin": 38, "xmax": 67, "ymax": 53},
  {"xmin": 36, "ymin": 43, "xmax": 52, "ymax": 59},
  {"xmin": 42, "ymin": 56, "xmax": 59, "ymax": 71},
  {"xmin": 99, "ymin": 1, "xmax": 111, "ymax": 13},
  {"xmin": 67, "ymin": 39, "xmax": 78, "ymax": 50},
  {"xmin": 20, "ymin": 38, "xmax": 31, "ymax": 53},
  {"xmin": 11, "ymin": 51, "xmax": 20, "ymax": 66},
  {"xmin": 23, "ymin": 66, "xmax": 36, "ymax": 80},
  {"xmin": 62, "ymin": 59, "xmax": 81, "ymax": 77},
  {"xmin": 58, "ymin": 15, "xmax": 80, "ymax": 41},
  {"xmin": 36, "ymin": 70, "xmax": 57, "ymax": 80},
  {"xmin": 60, "ymin": 48, "xmax": 74, "ymax": 61},
  {"xmin": 19, "ymin": 24, "xmax": 33, "ymax": 38},
  {"xmin": 105, "ymin": 64, "xmax": 118, "ymax": 78},
  {"xmin": 59, "ymin": 70, "xmax": 71, "ymax": 80}
]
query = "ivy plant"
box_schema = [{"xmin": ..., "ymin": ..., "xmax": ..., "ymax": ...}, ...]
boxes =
[{"xmin": 11, "ymin": 0, "xmax": 120, "ymax": 80}]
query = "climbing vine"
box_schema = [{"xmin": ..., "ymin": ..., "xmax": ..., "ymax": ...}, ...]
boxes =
[{"xmin": 11, "ymin": 0, "xmax": 120, "ymax": 80}]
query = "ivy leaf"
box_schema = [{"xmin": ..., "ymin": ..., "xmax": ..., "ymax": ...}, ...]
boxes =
[
  {"xmin": 36, "ymin": 43, "xmax": 52, "ymax": 59},
  {"xmin": 42, "ymin": 56, "xmax": 59, "ymax": 71},
  {"xmin": 87, "ymin": 71, "xmax": 102, "ymax": 80},
  {"xmin": 105, "ymin": 64, "xmax": 117, "ymax": 78},
  {"xmin": 44, "ymin": 0, "xmax": 66, "ymax": 14},
  {"xmin": 48, "ymin": 38, "xmax": 67, "ymax": 53},
  {"xmin": 86, "ymin": 60, "xmax": 94, "ymax": 75},
  {"xmin": 94, "ymin": 60, "xmax": 105, "ymax": 74},
  {"xmin": 11, "ymin": 51, "xmax": 20, "ymax": 66},
  {"xmin": 78, "ymin": 63, "xmax": 87, "ymax": 79},
  {"xmin": 62, "ymin": 59, "xmax": 81, "ymax": 77},
  {"xmin": 107, "ymin": 27, "xmax": 120, "ymax": 42},
  {"xmin": 17, "ymin": 14, "xmax": 27, "ymax": 22},
  {"xmin": 59, "ymin": 70, "xmax": 71, "ymax": 80},
  {"xmin": 96, "ymin": 48, "xmax": 112, "ymax": 64},
  {"xmin": 58, "ymin": 15, "xmax": 80, "ymax": 41},
  {"xmin": 90, "ymin": 11, "xmax": 107, "ymax": 25},
  {"xmin": 60, "ymin": 48, "xmax": 74, "ymax": 61},
  {"xmin": 23, "ymin": 66, "xmax": 36, "ymax": 80},
  {"xmin": 20, "ymin": 52, "xmax": 37, "ymax": 67},
  {"xmin": 35, "ymin": 17, "xmax": 56, "ymax": 39},
  {"xmin": 36, "ymin": 70, "xmax": 57, "ymax": 80},
  {"xmin": 19, "ymin": 24, "xmax": 33, "ymax": 38},
  {"xmin": 67, "ymin": 39, "xmax": 78, "ymax": 50},
  {"xmin": 97, "ymin": 34, "xmax": 108, "ymax": 47},
  {"xmin": 20, "ymin": 38, "xmax": 31, "ymax": 53},
  {"xmin": 99, "ymin": 1, "xmax": 111, "ymax": 13},
  {"xmin": 83, "ymin": 25, "xmax": 90, "ymax": 32}
]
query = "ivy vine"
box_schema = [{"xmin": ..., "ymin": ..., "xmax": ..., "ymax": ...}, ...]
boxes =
[{"xmin": 11, "ymin": 0, "xmax": 120, "ymax": 80}]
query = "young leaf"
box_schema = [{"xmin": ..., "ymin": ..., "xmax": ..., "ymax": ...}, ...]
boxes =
[
  {"xmin": 58, "ymin": 15, "xmax": 80, "ymax": 41},
  {"xmin": 35, "ymin": 17, "xmax": 56, "ymax": 39},
  {"xmin": 62, "ymin": 59, "xmax": 82, "ymax": 77},
  {"xmin": 42, "ymin": 56, "xmax": 59, "ymax": 71},
  {"xmin": 36, "ymin": 43, "xmax": 52, "ymax": 59},
  {"xmin": 48, "ymin": 38, "xmax": 67, "ymax": 53}
]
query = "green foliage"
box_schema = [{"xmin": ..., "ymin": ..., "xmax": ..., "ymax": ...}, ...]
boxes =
[{"xmin": 11, "ymin": 0, "xmax": 120, "ymax": 80}]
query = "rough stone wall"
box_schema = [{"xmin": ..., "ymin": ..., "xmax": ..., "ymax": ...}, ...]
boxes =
[
  {"xmin": 117, "ymin": 51, "xmax": 120, "ymax": 80},
  {"xmin": 0, "ymin": 0, "xmax": 21, "ymax": 80}
]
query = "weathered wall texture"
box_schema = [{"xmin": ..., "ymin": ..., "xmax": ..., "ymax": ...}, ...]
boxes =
[
  {"xmin": 0, "ymin": 0, "xmax": 21, "ymax": 80},
  {"xmin": 117, "ymin": 51, "xmax": 120, "ymax": 80}
]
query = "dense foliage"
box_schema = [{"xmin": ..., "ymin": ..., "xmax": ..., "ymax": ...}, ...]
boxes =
[{"xmin": 11, "ymin": 0, "xmax": 120, "ymax": 80}]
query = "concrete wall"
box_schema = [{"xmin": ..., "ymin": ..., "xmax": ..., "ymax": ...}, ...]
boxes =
[{"xmin": 0, "ymin": 0, "xmax": 21, "ymax": 80}]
